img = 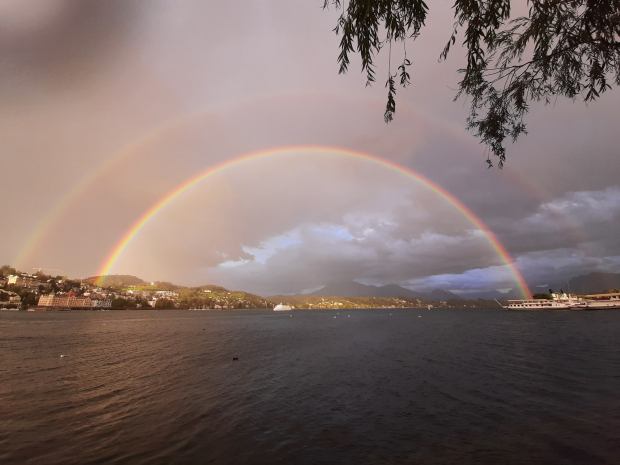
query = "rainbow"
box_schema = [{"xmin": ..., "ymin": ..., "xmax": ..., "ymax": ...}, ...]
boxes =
[
  {"xmin": 15, "ymin": 92, "xmax": 588, "ymax": 272},
  {"xmin": 95, "ymin": 146, "xmax": 531, "ymax": 298},
  {"xmin": 13, "ymin": 92, "xmax": 393, "ymax": 269}
]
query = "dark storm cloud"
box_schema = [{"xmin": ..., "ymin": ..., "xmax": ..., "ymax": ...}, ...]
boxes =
[
  {"xmin": 209, "ymin": 224, "xmax": 499, "ymax": 296},
  {"xmin": 494, "ymin": 187, "xmax": 620, "ymax": 255}
]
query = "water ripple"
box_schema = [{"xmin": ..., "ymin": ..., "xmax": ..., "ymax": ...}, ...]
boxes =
[{"xmin": 1, "ymin": 308, "xmax": 620, "ymax": 464}]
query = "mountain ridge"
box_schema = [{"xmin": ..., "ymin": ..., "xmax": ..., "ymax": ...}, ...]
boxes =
[
  {"xmin": 310, "ymin": 281, "xmax": 463, "ymax": 300},
  {"xmin": 83, "ymin": 272, "xmax": 620, "ymax": 299}
]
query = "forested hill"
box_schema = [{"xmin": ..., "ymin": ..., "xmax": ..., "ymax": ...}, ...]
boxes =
[
  {"xmin": 178, "ymin": 286, "xmax": 272, "ymax": 309},
  {"xmin": 85, "ymin": 275, "xmax": 146, "ymax": 287}
]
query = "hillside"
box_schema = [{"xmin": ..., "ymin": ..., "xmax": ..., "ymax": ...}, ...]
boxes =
[
  {"xmin": 85, "ymin": 275, "xmax": 190, "ymax": 291},
  {"xmin": 85, "ymin": 274, "xmax": 146, "ymax": 287},
  {"xmin": 178, "ymin": 285, "xmax": 272, "ymax": 309}
]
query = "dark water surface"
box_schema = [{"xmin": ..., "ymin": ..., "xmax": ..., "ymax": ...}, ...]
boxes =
[{"xmin": 1, "ymin": 308, "xmax": 619, "ymax": 464}]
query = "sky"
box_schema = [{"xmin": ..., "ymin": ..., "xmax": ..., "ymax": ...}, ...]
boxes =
[{"xmin": 2, "ymin": 0, "xmax": 620, "ymax": 297}]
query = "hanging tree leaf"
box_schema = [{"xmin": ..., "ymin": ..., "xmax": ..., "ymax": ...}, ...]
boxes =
[{"xmin": 323, "ymin": 0, "xmax": 620, "ymax": 167}]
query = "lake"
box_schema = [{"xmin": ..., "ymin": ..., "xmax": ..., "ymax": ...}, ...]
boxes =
[{"xmin": 1, "ymin": 308, "xmax": 619, "ymax": 464}]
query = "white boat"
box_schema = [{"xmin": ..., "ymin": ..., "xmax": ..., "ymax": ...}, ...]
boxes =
[
  {"xmin": 273, "ymin": 303, "xmax": 292, "ymax": 311},
  {"xmin": 579, "ymin": 293, "xmax": 620, "ymax": 310},
  {"xmin": 499, "ymin": 292, "xmax": 586, "ymax": 310}
]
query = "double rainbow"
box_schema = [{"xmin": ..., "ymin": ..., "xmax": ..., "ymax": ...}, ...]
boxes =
[{"xmin": 95, "ymin": 146, "xmax": 531, "ymax": 298}]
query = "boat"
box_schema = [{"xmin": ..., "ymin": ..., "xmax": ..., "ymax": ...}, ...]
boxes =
[
  {"xmin": 273, "ymin": 303, "xmax": 292, "ymax": 311},
  {"xmin": 499, "ymin": 292, "xmax": 587, "ymax": 310},
  {"xmin": 579, "ymin": 293, "xmax": 620, "ymax": 310}
]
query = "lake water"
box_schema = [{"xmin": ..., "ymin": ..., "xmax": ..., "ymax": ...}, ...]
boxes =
[{"xmin": 1, "ymin": 308, "xmax": 619, "ymax": 464}]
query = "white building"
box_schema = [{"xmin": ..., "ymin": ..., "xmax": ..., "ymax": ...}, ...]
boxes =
[{"xmin": 39, "ymin": 295, "xmax": 92, "ymax": 308}]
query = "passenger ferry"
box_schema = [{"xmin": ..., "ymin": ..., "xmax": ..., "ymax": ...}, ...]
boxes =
[
  {"xmin": 580, "ymin": 293, "xmax": 620, "ymax": 310},
  {"xmin": 501, "ymin": 292, "xmax": 586, "ymax": 310}
]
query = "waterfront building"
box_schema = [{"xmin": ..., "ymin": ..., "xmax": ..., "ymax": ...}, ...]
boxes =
[
  {"xmin": 39, "ymin": 295, "xmax": 92, "ymax": 308},
  {"xmin": 91, "ymin": 299, "xmax": 112, "ymax": 308}
]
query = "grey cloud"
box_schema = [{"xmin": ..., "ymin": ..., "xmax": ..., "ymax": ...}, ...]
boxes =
[{"xmin": 496, "ymin": 187, "xmax": 620, "ymax": 256}]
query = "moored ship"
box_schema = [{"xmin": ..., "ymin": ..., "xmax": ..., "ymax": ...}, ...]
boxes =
[
  {"xmin": 501, "ymin": 292, "xmax": 586, "ymax": 310},
  {"xmin": 580, "ymin": 293, "xmax": 620, "ymax": 310}
]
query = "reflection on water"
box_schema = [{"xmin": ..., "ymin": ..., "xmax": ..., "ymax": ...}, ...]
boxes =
[{"xmin": 1, "ymin": 309, "xmax": 619, "ymax": 464}]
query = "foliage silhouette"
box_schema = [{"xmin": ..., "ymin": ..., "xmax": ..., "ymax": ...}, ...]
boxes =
[{"xmin": 324, "ymin": 0, "xmax": 620, "ymax": 167}]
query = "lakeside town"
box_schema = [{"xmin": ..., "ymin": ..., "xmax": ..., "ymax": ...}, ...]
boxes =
[
  {"xmin": 4, "ymin": 265, "xmax": 620, "ymax": 312},
  {"xmin": 0, "ymin": 266, "xmax": 278, "ymax": 310},
  {"xmin": 0, "ymin": 266, "xmax": 176, "ymax": 310},
  {"xmin": 0, "ymin": 265, "xmax": 504, "ymax": 311}
]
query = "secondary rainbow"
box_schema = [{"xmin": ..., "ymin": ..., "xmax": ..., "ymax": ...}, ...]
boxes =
[
  {"xmin": 95, "ymin": 145, "xmax": 532, "ymax": 298},
  {"xmin": 15, "ymin": 94, "xmax": 588, "ymax": 272},
  {"xmin": 13, "ymin": 92, "xmax": 391, "ymax": 269}
]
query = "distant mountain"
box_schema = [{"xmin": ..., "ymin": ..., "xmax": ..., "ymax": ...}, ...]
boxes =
[
  {"xmin": 455, "ymin": 289, "xmax": 504, "ymax": 300},
  {"xmin": 450, "ymin": 288, "xmax": 522, "ymax": 300},
  {"xmin": 425, "ymin": 289, "xmax": 463, "ymax": 301},
  {"xmin": 505, "ymin": 288, "xmax": 524, "ymax": 300},
  {"xmin": 568, "ymin": 272, "xmax": 620, "ymax": 294},
  {"xmin": 539, "ymin": 273, "xmax": 620, "ymax": 295},
  {"xmin": 311, "ymin": 281, "xmax": 375, "ymax": 297},
  {"xmin": 308, "ymin": 281, "xmax": 471, "ymax": 300},
  {"xmin": 311, "ymin": 281, "xmax": 423, "ymax": 299},
  {"xmin": 542, "ymin": 281, "xmax": 578, "ymax": 295},
  {"xmin": 374, "ymin": 284, "xmax": 424, "ymax": 299}
]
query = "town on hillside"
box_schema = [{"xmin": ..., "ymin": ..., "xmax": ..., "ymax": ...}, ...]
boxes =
[
  {"xmin": 0, "ymin": 266, "xmax": 271, "ymax": 310},
  {"xmin": 4, "ymin": 265, "xmax": 620, "ymax": 311},
  {"xmin": 0, "ymin": 266, "xmax": 503, "ymax": 311}
]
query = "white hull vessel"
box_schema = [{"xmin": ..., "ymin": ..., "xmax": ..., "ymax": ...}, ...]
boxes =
[
  {"xmin": 579, "ymin": 293, "xmax": 620, "ymax": 310},
  {"xmin": 273, "ymin": 303, "xmax": 292, "ymax": 311},
  {"xmin": 501, "ymin": 292, "xmax": 586, "ymax": 310}
]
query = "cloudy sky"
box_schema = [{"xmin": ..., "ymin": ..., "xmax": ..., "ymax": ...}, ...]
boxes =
[{"xmin": 2, "ymin": 0, "xmax": 620, "ymax": 297}]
